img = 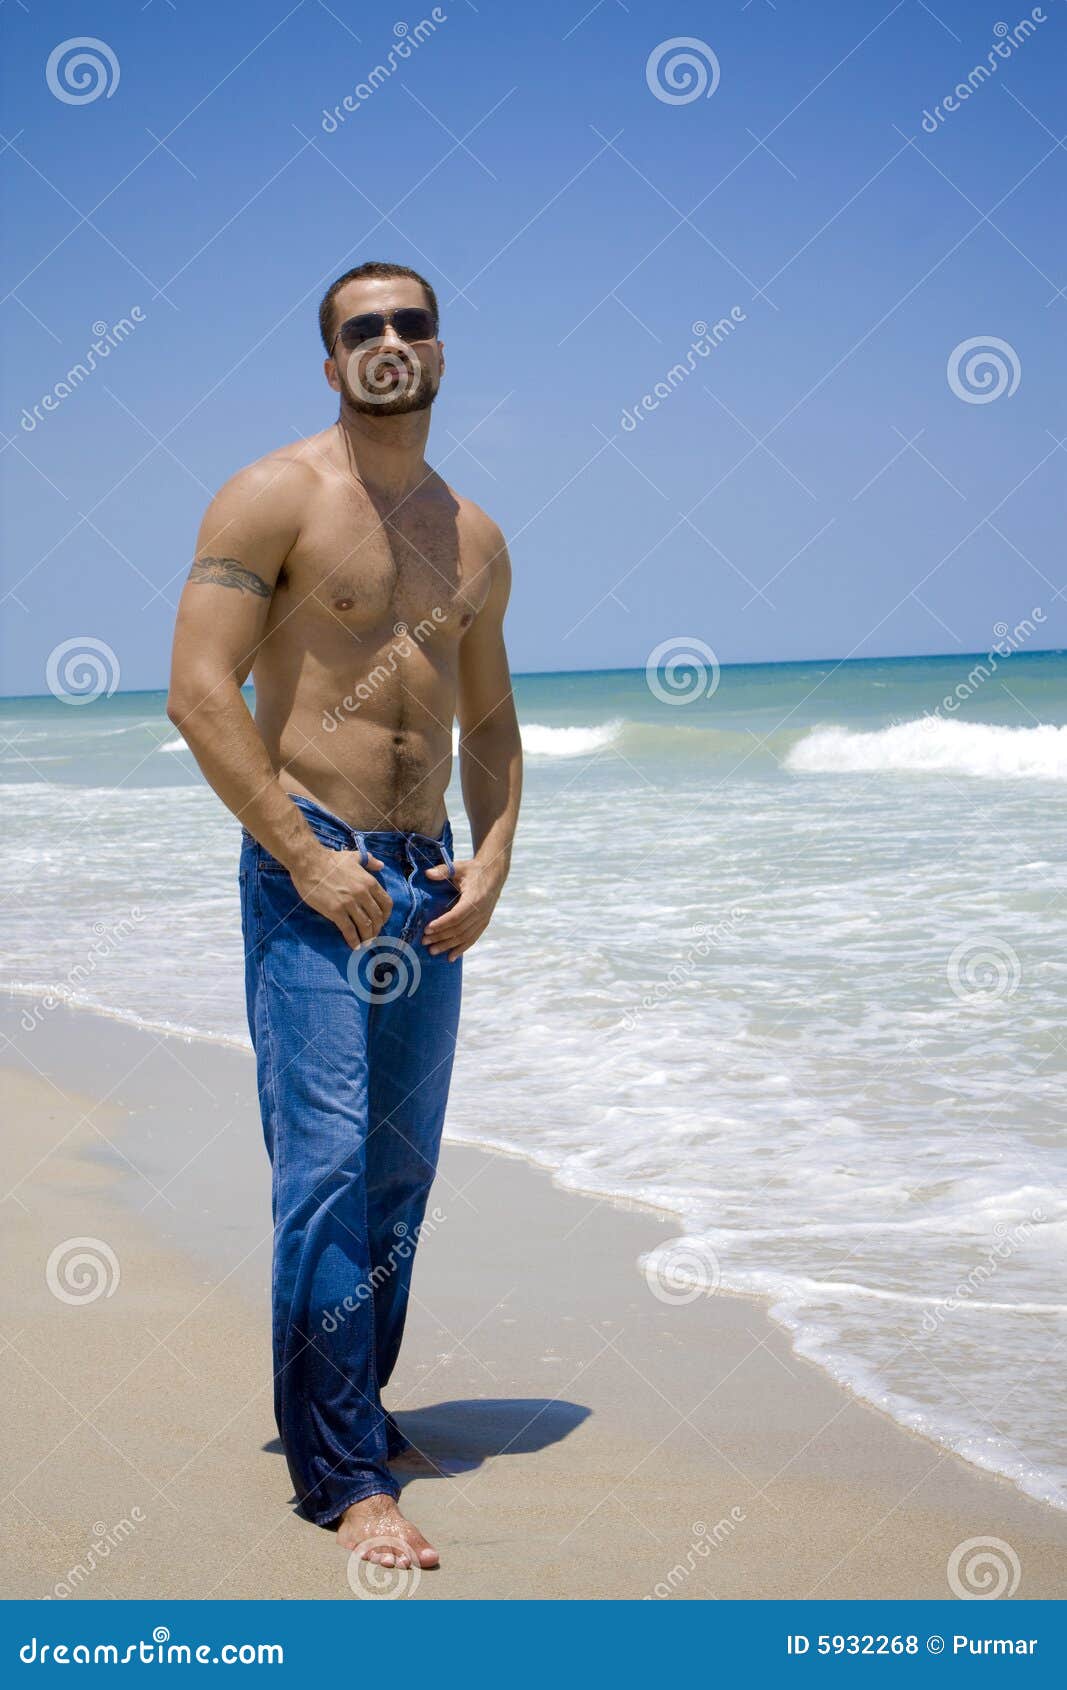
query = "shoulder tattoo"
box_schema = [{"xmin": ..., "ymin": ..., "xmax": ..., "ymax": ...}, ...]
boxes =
[{"xmin": 188, "ymin": 556, "xmax": 271, "ymax": 597}]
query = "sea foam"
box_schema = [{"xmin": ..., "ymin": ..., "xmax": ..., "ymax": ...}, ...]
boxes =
[
  {"xmin": 787, "ymin": 717, "xmax": 1067, "ymax": 780},
  {"xmin": 449, "ymin": 719, "xmax": 623, "ymax": 758}
]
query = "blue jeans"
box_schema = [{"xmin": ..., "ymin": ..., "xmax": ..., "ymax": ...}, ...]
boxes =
[{"xmin": 239, "ymin": 794, "xmax": 462, "ymax": 1524}]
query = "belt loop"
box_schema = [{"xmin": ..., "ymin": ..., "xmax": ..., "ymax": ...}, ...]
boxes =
[{"xmin": 353, "ymin": 830, "xmax": 369, "ymax": 868}]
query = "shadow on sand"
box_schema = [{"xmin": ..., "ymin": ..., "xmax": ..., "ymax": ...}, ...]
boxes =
[
  {"xmin": 390, "ymin": 1397, "xmax": 590, "ymax": 1479},
  {"xmin": 264, "ymin": 1397, "xmax": 590, "ymax": 1484}
]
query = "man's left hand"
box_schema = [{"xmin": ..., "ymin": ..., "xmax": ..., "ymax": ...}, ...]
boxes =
[{"xmin": 423, "ymin": 857, "xmax": 507, "ymax": 960}]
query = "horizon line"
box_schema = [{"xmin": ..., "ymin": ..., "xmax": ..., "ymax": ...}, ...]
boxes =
[{"xmin": 1, "ymin": 644, "xmax": 1064, "ymax": 704}]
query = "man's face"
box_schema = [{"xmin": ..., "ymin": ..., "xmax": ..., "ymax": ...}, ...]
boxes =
[{"xmin": 326, "ymin": 276, "xmax": 443, "ymax": 417}]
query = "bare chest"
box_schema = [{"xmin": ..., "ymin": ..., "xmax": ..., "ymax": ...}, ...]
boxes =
[{"xmin": 277, "ymin": 486, "xmax": 487, "ymax": 638}]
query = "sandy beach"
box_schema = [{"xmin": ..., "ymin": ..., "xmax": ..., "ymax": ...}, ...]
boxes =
[{"xmin": 2, "ymin": 995, "xmax": 1065, "ymax": 1601}]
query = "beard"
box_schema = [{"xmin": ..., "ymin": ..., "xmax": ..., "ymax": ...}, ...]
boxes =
[{"xmin": 339, "ymin": 344, "xmax": 440, "ymax": 417}]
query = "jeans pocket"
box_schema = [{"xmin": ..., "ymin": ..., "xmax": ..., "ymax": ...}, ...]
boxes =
[
  {"xmin": 258, "ymin": 829, "xmax": 351, "ymax": 876},
  {"xmin": 257, "ymin": 848, "xmax": 295, "ymax": 878}
]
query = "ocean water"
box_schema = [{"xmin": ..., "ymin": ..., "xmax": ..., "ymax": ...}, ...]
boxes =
[{"xmin": 3, "ymin": 651, "xmax": 1066, "ymax": 1509}]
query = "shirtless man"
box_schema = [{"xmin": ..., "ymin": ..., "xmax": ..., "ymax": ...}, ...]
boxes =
[{"xmin": 167, "ymin": 261, "xmax": 522, "ymax": 1573}]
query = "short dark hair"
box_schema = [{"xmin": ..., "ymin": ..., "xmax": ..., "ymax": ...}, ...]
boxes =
[{"xmin": 318, "ymin": 262, "xmax": 439, "ymax": 353}]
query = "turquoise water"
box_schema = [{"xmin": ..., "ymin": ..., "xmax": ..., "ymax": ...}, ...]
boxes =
[
  {"xmin": 3, "ymin": 650, "xmax": 1066, "ymax": 1509},
  {"xmin": 6, "ymin": 649, "xmax": 1067, "ymax": 784}
]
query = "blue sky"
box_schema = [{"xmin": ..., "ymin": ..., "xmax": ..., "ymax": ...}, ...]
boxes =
[{"xmin": 2, "ymin": 0, "xmax": 1064, "ymax": 694}]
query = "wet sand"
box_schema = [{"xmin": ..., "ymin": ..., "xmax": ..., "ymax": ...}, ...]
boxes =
[{"xmin": 2, "ymin": 998, "xmax": 1065, "ymax": 1601}]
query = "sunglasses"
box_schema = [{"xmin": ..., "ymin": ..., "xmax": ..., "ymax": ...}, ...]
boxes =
[{"xmin": 331, "ymin": 307, "xmax": 438, "ymax": 354}]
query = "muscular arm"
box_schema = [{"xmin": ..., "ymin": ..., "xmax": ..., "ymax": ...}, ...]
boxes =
[
  {"xmin": 167, "ymin": 462, "xmax": 391, "ymax": 945},
  {"xmin": 457, "ymin": 535, "xmax": 522, "ymax": 871},
  {"xmin": 424, "ymin": 526, "xmax": 522, "ymax": 959}
]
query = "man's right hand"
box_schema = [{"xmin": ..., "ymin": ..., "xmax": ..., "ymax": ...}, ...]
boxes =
[{"xmin": 291, "ymin": 845, "xmax": 392, "ymax": 947}]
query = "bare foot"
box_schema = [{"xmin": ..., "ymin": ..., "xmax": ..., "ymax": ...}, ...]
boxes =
[{"xmin": 336, "ymin": 1493, "xmax": 439, "ymax": 1569}]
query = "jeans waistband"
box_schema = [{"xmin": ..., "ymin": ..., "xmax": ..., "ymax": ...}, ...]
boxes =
[{"xmin": 286, "ymin": 793, "xmax": 454, "ymax": 871}]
